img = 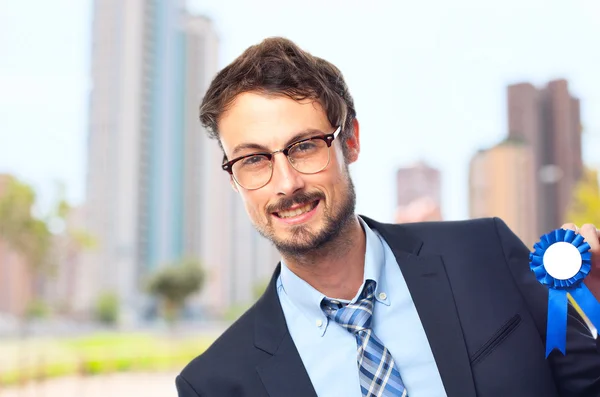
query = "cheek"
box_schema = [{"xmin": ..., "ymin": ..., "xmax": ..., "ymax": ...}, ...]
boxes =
[
  {"xmin": 331, "ymin": 168, "xmax": 352, "ymax": 202},
  {"xmin": 240, "ymin": 191, "xmax": 269, "ymax": 219},
  {"xmin": 317, "ymin": 169, "xmax": 346, "ymax": 206}
]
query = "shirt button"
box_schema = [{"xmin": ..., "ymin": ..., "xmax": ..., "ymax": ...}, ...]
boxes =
[
  {"xmin": 378, "ymin": 292, "xmax": 387, "ymax": 300},
  {"xmin": 316, "ymin": 319, "xmax": 323, "ymax": 327}
]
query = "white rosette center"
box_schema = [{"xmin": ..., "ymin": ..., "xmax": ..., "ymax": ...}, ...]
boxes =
[{"xmin": 542, "ymin": 242, "xmax": 582, "ymax": 281}]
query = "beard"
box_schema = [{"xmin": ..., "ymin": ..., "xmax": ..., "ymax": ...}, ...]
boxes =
[{"xmin": 254, "ymin": 172, "xmax": 357, "ymax": 257}]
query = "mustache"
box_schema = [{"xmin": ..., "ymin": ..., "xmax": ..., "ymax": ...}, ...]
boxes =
[{"xmin": 267, "ymin": 191, "xmax": 325, "ymax": 213}]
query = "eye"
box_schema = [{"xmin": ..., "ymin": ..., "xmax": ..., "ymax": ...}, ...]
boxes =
[
  {"xmin": 240, "ymin": 155, "xmax": 269, "ymax": 167},
  {"xmin": 293, "ymin": 140, "xmax": 319, "ymax": 153}
]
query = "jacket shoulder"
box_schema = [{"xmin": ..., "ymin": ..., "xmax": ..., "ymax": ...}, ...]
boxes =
[
  {"xmin": 401, "ymin": 217, "xmax": 502, "ymax": 235},
  {"xmin": 406, "ymin": 217, "xmax": 523, "ymax": 252},
  {"xmin": 179, "ymin": 303, "xmax": 268, "ymax": 389}
]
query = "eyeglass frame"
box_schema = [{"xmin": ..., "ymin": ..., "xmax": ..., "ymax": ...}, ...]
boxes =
[{"xmin": 221, "ymin": 126, "xmax": 342, "ymax": 190}]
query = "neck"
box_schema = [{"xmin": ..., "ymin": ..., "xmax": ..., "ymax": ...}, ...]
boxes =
[{"xmin": 281, "ymin": 215, "xmax": 366, "ymax": 300}]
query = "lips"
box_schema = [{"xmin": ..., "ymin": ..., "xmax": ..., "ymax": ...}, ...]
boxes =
[{"xmin": 274, "ymin": 200, "xmax": 319, "ymax": 219}]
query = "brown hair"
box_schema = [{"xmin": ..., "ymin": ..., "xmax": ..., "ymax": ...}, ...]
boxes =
[{"xmin": 199, "ymin": 37, "xmax": 357, "ymax": 159}]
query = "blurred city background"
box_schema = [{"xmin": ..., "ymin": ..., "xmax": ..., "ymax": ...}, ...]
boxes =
[{"xmin": 1, "ymin": 0, "xmax": 599, "ymax": 395}]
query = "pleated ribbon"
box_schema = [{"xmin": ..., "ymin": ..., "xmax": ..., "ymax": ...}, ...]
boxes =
[{"xmin": 529, "ymin": 228, "xmax": 600, "ymax": 357}]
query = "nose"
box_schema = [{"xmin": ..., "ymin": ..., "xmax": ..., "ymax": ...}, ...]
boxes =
[{"xmin": 270, "ymin": 152, "xmax": 305, "ymax": 195}]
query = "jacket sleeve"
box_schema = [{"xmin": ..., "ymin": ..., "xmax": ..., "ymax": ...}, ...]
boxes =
[
  {"xmin": 176, "ymin": 374, "xmax": 202, "ymax": 397},
  {"xmin": 493, "ymin": 217, "xmax": 600, "ymax": 396}
]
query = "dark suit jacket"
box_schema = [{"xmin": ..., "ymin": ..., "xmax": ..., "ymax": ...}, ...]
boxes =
[{"xmin": 176, "ymin": 217, "xmax": 600, "ymax": 397}]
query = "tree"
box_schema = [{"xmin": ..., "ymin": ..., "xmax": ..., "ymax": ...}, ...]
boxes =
[
  {"xmin": 0, "ymin": 176, "xmax": 53, "ymax": 343},
  {"xmin": 94, "ymin": 291, "xmax": 120, "ymax": 326},
  {"xmin": 566, "ymin": 167, "xmax": 600, "ymax": 226},
  {"xmin": 146, "ymin": 258, "xmax": 205, "ymax": 324},
  {"xmin": 0, "ymin": 177, "xmax": 95, "ymax": 319},
  {"xmin": 0, "ymin": 176, "xmax": 52, "ymax": 272}
]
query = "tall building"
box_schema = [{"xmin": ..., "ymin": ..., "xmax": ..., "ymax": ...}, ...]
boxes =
[
  {"xmin": 394, "ymin": 161, "xmax": 442, "ymax": 223},
  {"xmin": 469, "ymin": 140, "xmax": 538, "ymax": 248},
  {"xmin": 83, "ymin": 0, "xmax": 146, "ymax": 318},
  {"xmin": 84, "ymin": 1, "xmax": 278, "ymax": 320},
  {"xmin": 507, "ymin": 79, "xmax": 583, "ymax": 235},
  {"xmin": 0, "ymin": 240, "xmax": 32, "ymax": 317}
]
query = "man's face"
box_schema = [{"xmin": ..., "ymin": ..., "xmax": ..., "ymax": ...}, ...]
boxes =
[{"xmin": 218, "ymin": 92, "xmax": 360, "ymax": 256}]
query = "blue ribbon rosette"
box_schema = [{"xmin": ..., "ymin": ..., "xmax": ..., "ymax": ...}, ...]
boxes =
[{"xmin": 529, "ymin": 228, "xmax": 600, "ymax": 357}]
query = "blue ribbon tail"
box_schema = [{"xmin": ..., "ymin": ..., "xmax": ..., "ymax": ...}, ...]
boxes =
[
  {"xmin": 569, "ymin": 284, "xmax": 600, "ymax": 330},
  {"xmin": 546, "ymin": 289, "xmax": 568, "ymax": 357}
]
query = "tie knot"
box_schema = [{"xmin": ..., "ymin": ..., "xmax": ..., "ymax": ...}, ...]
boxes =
[{"xmin": 321, "ymin": 280, "xmax": 377, "ymax": 334}]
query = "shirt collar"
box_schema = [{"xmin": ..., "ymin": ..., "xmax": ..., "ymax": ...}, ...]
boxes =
[{"xmin": 278, "ymin": 216, "xmax": 391, "ymax": 337}]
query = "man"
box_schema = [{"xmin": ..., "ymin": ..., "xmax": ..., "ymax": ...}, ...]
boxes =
[{"xmin": 176, "ymin": 37, "xmax": 600, "ymax": 396}]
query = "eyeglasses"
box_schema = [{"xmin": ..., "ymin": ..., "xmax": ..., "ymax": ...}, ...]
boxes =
[{"xmin": 222, "ymin": 126, "xmax": 342, "ymax": 190}]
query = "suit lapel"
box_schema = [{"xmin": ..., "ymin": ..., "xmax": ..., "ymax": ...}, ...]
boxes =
[
  {"xmin": 256, "ymin": 335, "xmax": 318, "ymax": 397},
  {"xmin": 254, "ymin": 264, "xmax": 318, "ymax": 397},
  {"xmin": 362, "ymin": 216, "xmax": 477, "ymax": 397}
]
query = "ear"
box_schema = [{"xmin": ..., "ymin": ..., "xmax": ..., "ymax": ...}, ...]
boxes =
[
  {"xmin": 229, "ymin": 175, "xmax": 239, "ymax": 193},
  {"xmin": 345, "ymin": 118, "xmax": 360, "ymax": 164}
]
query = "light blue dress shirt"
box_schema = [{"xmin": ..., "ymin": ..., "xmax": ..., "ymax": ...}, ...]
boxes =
[{"xmin": 276, "ymin": 217, "xmax": 448, "ymax": 397}]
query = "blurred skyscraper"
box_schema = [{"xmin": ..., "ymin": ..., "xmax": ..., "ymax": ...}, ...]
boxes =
[
  {"xmin": 469, "ymin": 140, "xmax": 538, "ymax": 248},
  {"xmin": 508, "ymin": 79, "xmax": 583, "ymax": 234},
  {"xmin": 394, "ymin": 161, "xmax": 442, "ymax": 223},
  {"xmin": 83, "ymin": 0, "xmax": 278, "ymax": 321},
  {"xmin": 469, "ymin": 79, "xmax": 583, "ymax": 247}
]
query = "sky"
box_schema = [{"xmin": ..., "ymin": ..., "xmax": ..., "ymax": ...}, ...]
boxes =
[{"xmin": 0, "ymin": 0, "xmax": 599, "ymax": 223}]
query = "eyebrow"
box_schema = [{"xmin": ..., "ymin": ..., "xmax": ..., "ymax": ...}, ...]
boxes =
[{"xmin": 230, "ymin": 128, "xmax": 327, "ymax": 157}]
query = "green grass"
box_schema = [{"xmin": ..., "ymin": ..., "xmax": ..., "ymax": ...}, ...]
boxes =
[{"xmin": 0, "ymin": 332, "xmax": 214, "ymax": 387}]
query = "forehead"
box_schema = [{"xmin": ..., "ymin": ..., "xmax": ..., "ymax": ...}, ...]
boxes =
[{"xmin": 218, "ymin": 92, "xmax": 331, "ymax": 151}]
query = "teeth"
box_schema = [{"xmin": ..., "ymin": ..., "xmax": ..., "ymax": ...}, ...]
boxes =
[{"xmin": 278, "ymin": 202, "xmax": 314, "ymax": 218}]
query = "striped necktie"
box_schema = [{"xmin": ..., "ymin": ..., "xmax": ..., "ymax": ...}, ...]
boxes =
[{"xmin": 321, "ymin": 280, "xmax": 408, "ymax": 397}]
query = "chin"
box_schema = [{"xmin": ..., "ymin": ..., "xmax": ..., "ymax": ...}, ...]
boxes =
[{"xmin": 273, "ymin": 224, "xmax": 336, "ymax": 256}]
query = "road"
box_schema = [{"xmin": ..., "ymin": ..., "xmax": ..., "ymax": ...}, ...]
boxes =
[{"xmin": 0, "ymin": 372, "xmax": 179, "ymax": 397}]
